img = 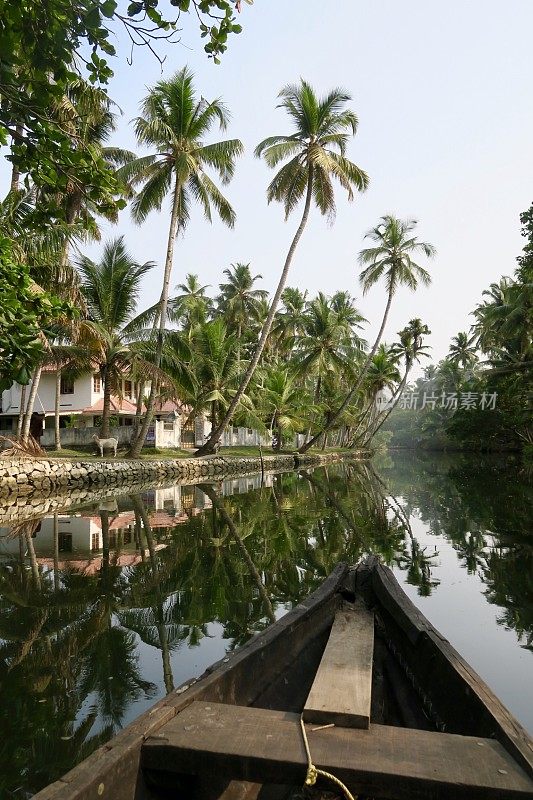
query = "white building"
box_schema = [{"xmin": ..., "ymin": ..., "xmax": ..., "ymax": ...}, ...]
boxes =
[
  {"xmin": 0, "ymin": 367, "xmax": 139, "ymax": 430},
  {"xmin": 0, "ymin": 369, "xmax": 272, "ymax": 450}
]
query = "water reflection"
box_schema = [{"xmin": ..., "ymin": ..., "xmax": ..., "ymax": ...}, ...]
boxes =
[
  {"xmin": 0, "ymin": 457, "xmax": 531, "ymax": 796},
  {"xmin": 378, "ymin": 452, "xmax": 532, "ymax": 650}
]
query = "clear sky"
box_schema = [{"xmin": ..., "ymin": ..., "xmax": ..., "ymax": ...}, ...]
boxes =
[{"xmin": 3, "ymin": 1, "xmax": 533, "ymax": 366}]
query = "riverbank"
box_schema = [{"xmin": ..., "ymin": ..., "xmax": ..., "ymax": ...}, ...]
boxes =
[{"xmin": 0, "ymin": 449, "xmax": 364, "ymax": 507}]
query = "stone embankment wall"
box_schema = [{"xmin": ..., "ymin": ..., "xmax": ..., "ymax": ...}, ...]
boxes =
[{"xmin": 0, "ymin": 452, "xmax": 345, "ymax": 506}]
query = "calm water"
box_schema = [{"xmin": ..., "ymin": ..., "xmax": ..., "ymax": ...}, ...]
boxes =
[{"xmin": 0, "ymin": 454, "xmax": 531, "ymax": 797}]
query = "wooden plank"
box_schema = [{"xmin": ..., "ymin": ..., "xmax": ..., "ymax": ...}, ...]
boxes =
[
  {"xmin": 303, "ymin": 604, "xmax": 374, "ymax": 728},
  {"xmin": 142, "ymin": 701, "xmax": 533, "ymax": 800},
  {"xmin": 371, "ymin": 563, "xmax": 533, "ymax": 780}
]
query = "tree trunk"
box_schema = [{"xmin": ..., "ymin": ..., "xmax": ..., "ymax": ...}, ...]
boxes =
[
  {"xmin": 131, "ymin": 495, "xmax": 175, "ymax": 693},
  {"xmin": 133, "ymin": 380, "xmax": 145, "ymax": 437},
  {"xmin": 17, "ymin": 384, "xmax": 27, "ymax": 438},
  {"xmin": 21, "ymin": 364, "xmax": 43, "ymax": 443},
  {"xmin": 200, "ymin": 484, "xmax": 275, "ymax": 624},
  {"xmin": 54, "ymin": 368, "xmax": 62, "ymax": 450},
  {"xmin": 300, "ymin": 285, "xmax": 395, "ymax": 452},
  {"xmin": 10, "ymin": 125, "xmax": 23, "ymax": 191},
  {"xmin": 53, "ymin": 514, "xmax": 60, "ymax": 592},
  {"xmin": 195, "ymin": 166, "xmax": 315, "ymax": 456},
  {"xmin": 101, "ymin": 366, "xmax": 112, "ymax": 438},
  {"xmin": 24, "ymin": 531, "xmax": 41, "ymax": 589},
  {"xmin": 363, "ymin": 365, "xmax": 411, "ymax": 446},
  {"xmin": 100, "ymin": 510, "xmax": 110, "ymax": 594},
  {"xmin": 128, "ymin": 175, "xmax": 182, "ymax": 458},
  {"xmin": 349, "ymin": 396, "xmax": 377, "ymax": 447}
]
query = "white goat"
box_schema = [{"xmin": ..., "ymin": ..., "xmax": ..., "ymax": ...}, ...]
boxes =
[{"xmin": 92, "ymin": 435, "xmax": 118, "ymax": 458}]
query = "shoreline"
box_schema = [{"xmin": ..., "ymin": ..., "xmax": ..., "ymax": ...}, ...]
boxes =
[{"xmin": 0, "ymin": 451, "xmax": 366, "ymax": 524}]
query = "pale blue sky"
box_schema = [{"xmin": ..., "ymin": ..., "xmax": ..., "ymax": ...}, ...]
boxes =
[{"xmin": 3, "ymin": 1, "xmax": 533, "ymax": 365}]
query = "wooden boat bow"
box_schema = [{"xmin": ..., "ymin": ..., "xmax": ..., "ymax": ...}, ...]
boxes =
[{"xmin": 32, "ymin": 560, "xmax": 533, "ymax": 800}]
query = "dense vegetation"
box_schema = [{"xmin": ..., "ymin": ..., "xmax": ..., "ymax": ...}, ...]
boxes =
[
  {"xmin": 1, "ymin": 4, "xmax": 529, "ymax": 455},
  {"xmin": 383, "ymin": 207, "xmax": 532, "ymax": 453}
]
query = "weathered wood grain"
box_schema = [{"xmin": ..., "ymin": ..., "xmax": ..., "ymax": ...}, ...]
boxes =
[
  {"xmin": 371, "ymin": 563, "xmax": 533, "ymax": 780},
  {"xmin": 303, "ymin": 604, "xmax": 374, "ymax": 728},
  {"xmin": 142, "ymin": 701, "xmax": 533, "ymax": 800},
  {"xmin": 31, "ymin": 564, "xmax": 348, "ymax": 800}
]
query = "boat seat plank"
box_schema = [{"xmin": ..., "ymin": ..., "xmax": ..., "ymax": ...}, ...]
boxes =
[
  {"xmin": 303, "ymin": 604, "xmax": 374, "ymax": 729},
  {"xmin": 142, "ymin": 701, "xmax": 533, "ymax": 799}
]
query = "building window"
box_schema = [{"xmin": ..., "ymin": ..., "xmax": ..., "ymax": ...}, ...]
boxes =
[
  {"xmin": 124, "ymin": 380, "xmax": 133, "ymax": 398},
  {"xmin": 91, "ymin": 533, "xmax": 100, "ymax": 551},
  {"xmin": 93, "ymin": 374, "xmax": 101, "ymax": 393},
  {"xmin": 60, "ymin": 377, "xmax": 74, "ymax": 395},
  {"xmin": 247, "ymin": 428, "xmax": 253, "ymax": 435},
  {"xmin": 58, "ymin": 533, "xmax": 72, "ymax": 552}
]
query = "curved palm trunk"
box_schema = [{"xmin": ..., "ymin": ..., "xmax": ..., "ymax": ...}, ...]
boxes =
[
  {"xmin": 300, "ymin": 285, "xmax": 394, "ymax": 452},
  {"xmin": 200, "ymin": 483, "xmax": 275, "ymax": 624},
  {"xmin": 54, "ymin": 368, "xmax": 62, "ymax": 450},
  {"xmin": 348, "ymin": 399, "xmax": 374, "ymax": 447},
  {"xmin": 131, "ymin": 496, "xmax": 174, "ymax": 694},
  {"xmin": 195, "ymin": 168, "xmax": 315, "ymax": 456},
  {"xmin": 16, "ymin": 385, "xmax": 26, "ymax": 438},
  {"xmin": 363, "ymin": 364, "xmax": 411, "ymax": 446},
  {"xmin": 21, "ymin": 364, "xmax": 43, "ymax": 443},
  {"xmin": 128, "ymin": 176, "xmax": 181, "ymax": 458}
]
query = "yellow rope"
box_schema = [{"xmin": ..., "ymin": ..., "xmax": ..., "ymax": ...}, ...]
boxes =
[{"xmin": 299, "ymin": 716, "xmax": 357, "ymax": 800}]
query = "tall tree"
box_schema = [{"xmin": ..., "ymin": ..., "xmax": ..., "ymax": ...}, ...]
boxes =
[
  {"xmin": 270, "ymin": 287, "xmax": 308, "ymax": 356},
  {"xmin": 77, "ymin": 238, "xmax": 155, "ymax": 438},
  {"xmin": 120, "ymin": 67, "xmax": 243, "ymax": 457},
  {"xmin": 175, "ymin": 274, "xmax": 212, "ymax": 333},
  {"xmin": 363, "ymin": 318, "xmax": 430, "ymax": 445},
  {"xmin": 257, "ymin": 364, "xmax": 309, "ymax": 451},
  {"xmin": 217, "ymin": 263, "xmax": 267, "ymax": 361},
  {"xmin": 300, "ymin": 215, "xmax": 435, "ymax": 451},
  {"xmin": 448, "ymin": 331, "xmax": 478, "ymax": 369},
  {"xmin": 196, "ymin": 79, "xmax": 368, "ymax": 455}
]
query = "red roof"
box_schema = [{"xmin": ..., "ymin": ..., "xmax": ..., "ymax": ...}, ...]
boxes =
[
  {"xmin": 37, "ymin": 544, "xmax": 167, "ymax": 575},
  {"xmin": 84, "ymin": 510, "xmax": 177, "ymax": 529},
  {"xmin": 82, "ymin": 396, "xmax": 140, "ymax": 415},
  {"xmin": 152, "ymin": 399, "xmax": 189, "ymax": 414}
]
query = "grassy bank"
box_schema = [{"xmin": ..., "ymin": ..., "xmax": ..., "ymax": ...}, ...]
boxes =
[{"xmin": 42, "ymin": 444, "xmax": 356, "ymax": 461}]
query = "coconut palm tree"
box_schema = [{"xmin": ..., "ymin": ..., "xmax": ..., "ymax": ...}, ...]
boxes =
[
  {"xmin": 76, "ymin": 237, "xmax": 156, "ymax": 437},
  {"xmin": 448, "ymin": 331, "xmax": 478, "ymax": 369},
  {"xmin": 175, "ymin": 274, "xmax": 212, "ymax": 333},
  {"xmin": 349, "ymin": 345, "xmax": 401, "ymax": 445},
  {"xmin": 196, "ymin": 79, "xmax": 368, "ymax": 455},
  {"xmin": 257, "ymin": 364, "xmax": 309, "ymax": 451},
  {"xmin": 295, "ymin": 293, "xmax": 360, "ymax": 405},
  {"xmin": 118, "ymin": 67, "xmax": 243, "ymax": 457},
  {"xmin": 363, "ymin": 318, "xmax": 431, "ymax": 445},
  {"xmin": 300, "ymin": 215, "xmax": 435, "ymax": 451},
  {"xmin": 216, "ymin": 263, "xmax": 268, "ymax": 362},
  {"xmin": 270, "ymin": 287, "xmax": 308, "ymax": 356},
  {"xmin": 188, "ymin": 319, "xmax": 243, "ymax": 432},
  {"xmin": 49, "ymin": 80, "xmax": 135, "ymax": 244}
]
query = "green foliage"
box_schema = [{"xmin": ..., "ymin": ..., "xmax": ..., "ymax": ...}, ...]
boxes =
[
  {"xmin": 0, "ymin": 236, "xmax": 72, "ymax": 391},
  {"xmin": 0, "ymin": 1, "xmax": 249, "ymax": 200},
  {"xmin": 255, "ymin": 80, "xmax": 369, "ymax": 220}
]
